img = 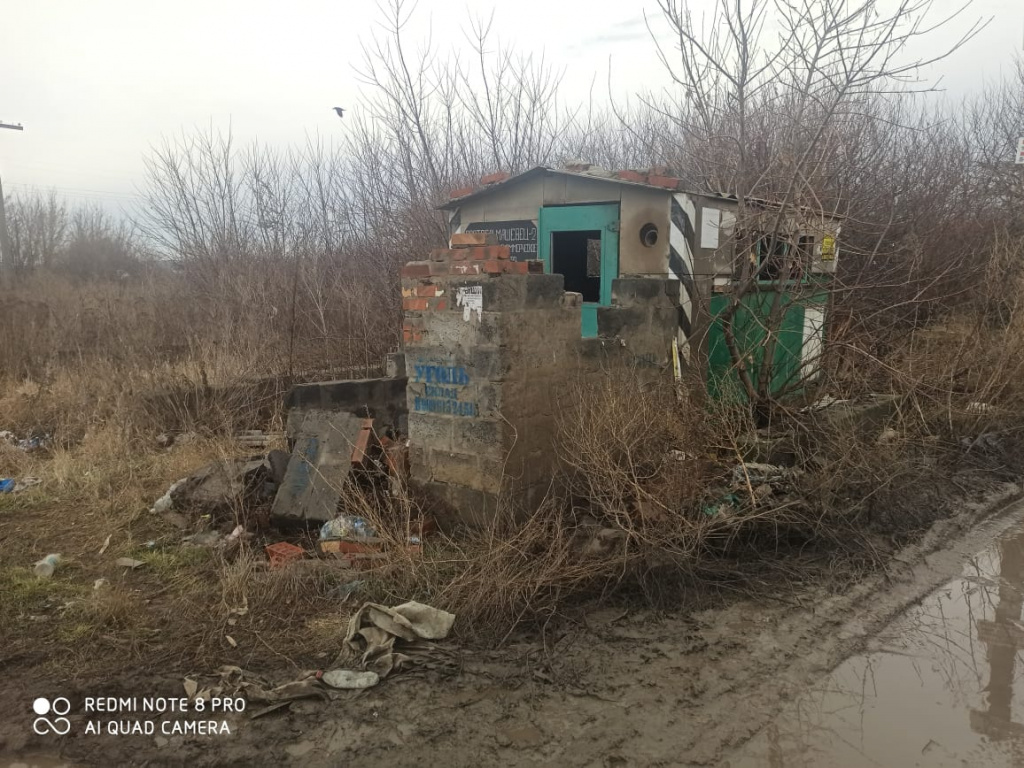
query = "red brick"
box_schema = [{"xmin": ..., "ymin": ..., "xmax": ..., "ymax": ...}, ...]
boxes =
[
  {"xmin": 480, "ymin": 171, "xmax": 510, "ymax": 185},
  {"xmin": 470, "ymin": 247, "xmax": 488, "ymax": 260},
  {"xmin": 450, "ymin": 262, "xmax": 482, "ymax": 276},
  {"xmin": 403, "ymin": 297, "xmax": 429, "ymax": 311},
  {"xmin": 483, "ymin": 260, "xmax": 503, "ymax": 275},
  {"xmin": 434, "ymin": 299, "xmax": 448, "ymax": 311},
  {"xmin": 449, "ymin": 186, "xmax": 475, "ymax": 199},
  {"xmin": 450, "ymin": 248, "xmax": 469, "ymax": 261},
  {"xmin": 486, "ymin": 245, "xmax": 511, "ymax": 260},
  {"xmin": 451, "ymin": 232, "xmax": 498, "ymax": 247},
  {"xmin": 649, "ymin": 165, "xmax": 670, "ymax": 176},
  {"xmin": 416, "ymin": 284, "xmax": 438, "ymax": 297},
  {"xmin": 350, "ymin": 417, "xmax": 375, "ymax": 466},
  {"xmin": 403, "ymin": 328, "xmax": 413, "ymax": 344},
  {"xmin": 527, "ymin": 260, "xmax": 545, "ymax": 273},
  {"xmin": 503, "ymin": 261, "xmax": 528, "ymax": 274},
  {"xmin": 617, "ymin": 169, "xmax": 646, "ymax": 183},
  {"xmin": 401, "ymin": 262, "xmax": 431, "ymax": 278},
  {"xmin": 648, "ymin": 174, "xmax": 680, "ymax": 189}
]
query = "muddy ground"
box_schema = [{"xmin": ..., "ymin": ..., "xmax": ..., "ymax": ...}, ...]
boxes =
[{"xmin": 2, "ymin": 482, "xmax": 1022, "ymax": 768}]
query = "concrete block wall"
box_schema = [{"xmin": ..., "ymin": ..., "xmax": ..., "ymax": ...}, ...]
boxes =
[
  {"xmin": 401, "ymin": 237, "xmax": 583, "ymax": 527},
  {"xmin": 587, "ymin": 278, "xmax": 680, "ymax": 381}
]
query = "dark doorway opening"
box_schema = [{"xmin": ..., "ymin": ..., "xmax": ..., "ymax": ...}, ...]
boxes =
[{"xmin": 551, "ymin": 230, "xmax": 601, "ymax": 302}]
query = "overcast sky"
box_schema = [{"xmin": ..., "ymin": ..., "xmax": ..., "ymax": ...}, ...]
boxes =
[{"xmin": 1, "ymin": 0, "xmax": 1021, "ymax": 217}]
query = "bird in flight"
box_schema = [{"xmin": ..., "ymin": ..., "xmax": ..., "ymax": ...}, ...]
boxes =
[{"xmin": 333, "ymin": 107, "xmax": 345, "ymax": 118}]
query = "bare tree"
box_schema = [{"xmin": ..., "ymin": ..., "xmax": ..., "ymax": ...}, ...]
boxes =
[{"xmin": 648, "ymin": 0, "xmax": 985, "ymax": 415}]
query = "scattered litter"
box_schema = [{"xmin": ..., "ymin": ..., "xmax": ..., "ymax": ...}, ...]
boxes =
[
  {"xmin": 150, "ymin": 478, "xmax": 187, "ymax": 514},
  {"xmin": 877, "ymin": 428, "xmax": 900, "ymax": 444},
  {"xmin": 320, "ymin": 515, "xmax": 377, "ymax": 541},
  {"xmin": 98, "ymin": 535, "xmax": 112, "ymax": 555},
  {"xmin": 577, "ymin": 527, "xmax": 628, "ymax": 558},
  {"xmin": 182, "ymin": 530, "xmax": 225, "ymax": 548},
  {"xmin": 731, "ymin": 463, "xmax": 795, "ymax": 487},
  {"xmin": 703, "ymin": 492, "xmax": 740, "ymax": 517},
  {"xmin": 226, "ymin": 635, "xmax": 238, "ymax": 648},
  {"xmin": 18, "ymin": 436, "xmax": 49, "ymax": 452},
  {"xmin": 801, "ymin": 395, "xmax": 850, "ymax": 412},
  {"xmin": 338, "ymin": 600, "xmax": 456, "ymax": 679},
  {"xmin": 316, "ymin": 669, "xmax": 379, "ymax": 690},
  {"xmin": 966, "ymin": 402, "xmax": 992, "ymax": 414},
  {"xmin": 93, "ymin": 578, "xmax": 109, "ymax": 591},
  {"xmin": 0, "ymin": 476, "xmax": 41, "ymax": 493},
  {"xmin": 669, "ymin": 449, "xmax": 698, "ymax": 462},
  {"xmin": 33, "ymin": 554, "xmax": 61, "ymax": 579},
  {"xmin": 115, "ymin": 557, "xmax": 144, "ymax": 569},
  {"xmin": 0, "ymin": 431, "xmax": 49, "ymax": 452},
  {"xmin": 265, "ymin": 542, "xmax": 305, "ymax": 568}
]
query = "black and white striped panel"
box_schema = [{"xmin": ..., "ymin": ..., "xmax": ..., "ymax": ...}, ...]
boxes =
[{"xmin": 669, "ymin": 194, "xmax": 697, "ymax": 361}]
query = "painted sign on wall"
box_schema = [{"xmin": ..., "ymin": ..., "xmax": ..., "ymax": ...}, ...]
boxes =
[
  {"xmin": 465, "ymin": 220, "xmax": 537, "ymax": 261},
  {"xmin": 412, "ymin": 362, "xmax": 479, "ymax": 417}
]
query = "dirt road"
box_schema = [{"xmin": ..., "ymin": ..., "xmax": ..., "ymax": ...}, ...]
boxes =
[{"xmin": 4, "ymin": 483, "xmax": 1023, "ymax": 768}]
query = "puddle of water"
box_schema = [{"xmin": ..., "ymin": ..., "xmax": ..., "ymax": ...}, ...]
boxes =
[{"xmin": 728, "ymin": 520, "xmax": 1024, "ymax": 767}]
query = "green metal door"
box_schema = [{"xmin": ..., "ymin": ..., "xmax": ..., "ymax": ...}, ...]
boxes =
[{"xmin": 538, "ymin": 203, "xmax": 619, "ymax": 338}]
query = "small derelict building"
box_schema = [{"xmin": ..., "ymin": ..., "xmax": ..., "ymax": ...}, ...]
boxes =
[
  {"xmin": 278, "ymin": 164, "xmax": 844, "ymax": 531},
  {"xmin": 390, "ymin": 164, "xmax": 843, "ymax": 524},
  {"xmin": 441, "ymin": 164, "xmax": 841, "ymax": 396}
]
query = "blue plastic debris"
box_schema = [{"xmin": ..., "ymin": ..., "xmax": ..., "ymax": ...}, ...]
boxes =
[{"xmin": 0, "ymin": 479, "xmax": 14, "ymax": 493}]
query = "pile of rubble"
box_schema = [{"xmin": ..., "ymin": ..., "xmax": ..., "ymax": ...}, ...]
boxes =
[{"xmin": 148, "ymin": 403, "xmax": 419, "ymax": 568}]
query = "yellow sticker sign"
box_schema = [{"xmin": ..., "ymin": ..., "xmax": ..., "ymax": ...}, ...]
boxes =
[{"xmin": 821, "ymin": 235, "xmax": 836, "ymax": 261}]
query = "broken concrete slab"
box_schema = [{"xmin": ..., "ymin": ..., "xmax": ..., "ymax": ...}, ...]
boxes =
[
  {"xmin": 171, "ymin": 458, "xmax": 265, "ymax": 516},
  {"xmin": 271, "ymin": 410, "xmax": 367, "ymax": 525}
]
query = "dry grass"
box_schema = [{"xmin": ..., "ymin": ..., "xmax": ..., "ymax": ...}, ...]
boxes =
[{"xmin": 4, "ymin": 234, "xmax": 1024, "ymax": 668}]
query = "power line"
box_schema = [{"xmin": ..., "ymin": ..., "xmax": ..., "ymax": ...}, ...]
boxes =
[{"xmin": 8, "ymin": 182, "xmax": 143, "ymax": 201}]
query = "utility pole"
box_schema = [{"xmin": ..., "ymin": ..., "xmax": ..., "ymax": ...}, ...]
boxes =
[{"xmin": 0, "ymin": 119, "xmax": 25, "ymax": 284}]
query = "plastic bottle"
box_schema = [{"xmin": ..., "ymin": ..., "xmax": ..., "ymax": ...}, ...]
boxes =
[{"xmin": 33, "ymin": 554, "xmax": 61, "ymax": 578}]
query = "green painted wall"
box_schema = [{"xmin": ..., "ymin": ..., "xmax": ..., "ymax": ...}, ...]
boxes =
[{"xmin": 707, "ymin": 284, "xmax": 829, "ymax": 401}]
